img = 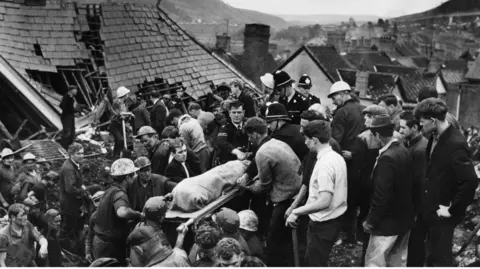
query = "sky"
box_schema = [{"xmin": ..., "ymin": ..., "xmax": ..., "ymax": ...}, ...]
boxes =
[{"xmin": 223, "ymin": 0, "xmax": 446, "ymax": 17}]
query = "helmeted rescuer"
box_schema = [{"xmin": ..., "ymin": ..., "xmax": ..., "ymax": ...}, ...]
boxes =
[
  {"xmin": 297, "ymin": 74, "xmax": 321, "ymax": 106},
  {"xmin": 110, "ymin": 86, "xmax": 134, "ymax": 158},
  {"xmin": 93, "ymin": 158, "xmax": 142, "ymax": 265}
]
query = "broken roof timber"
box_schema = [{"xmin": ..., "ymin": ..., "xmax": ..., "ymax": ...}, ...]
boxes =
[{"xmin": 0, "ymin": 56, "xmax": 61, "ymax": 131}]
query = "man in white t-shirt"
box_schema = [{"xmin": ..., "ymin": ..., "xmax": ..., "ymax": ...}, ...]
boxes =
[{"xmin": 285, "ymin": 120, "xmax": 347, "ymax": 267}]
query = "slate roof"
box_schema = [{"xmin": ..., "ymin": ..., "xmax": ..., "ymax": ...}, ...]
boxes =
[
  {"xmin": 344, "ymin": 51, "xmax": 395, "ymax": 72},
  {"xmin": 0, "ymin": 0, "xmax": 258, "ymax": 109},
  {"xmin": 305, "ymin": 45, "xmax": 351, "ymax": 81},
  {"xmin": 277, "ymin": 45, "xmax": 351, "ymax": 83},
  {"xmin": 337, "ymin": 68, "xmax": 398, "ymax": 100},
  {"xmin": 441, "ymin": 69, "xmax": 467, "ymax": 85},
  {"xmin": 395, "ymin": 43, "xmax": 421, "ymax": 57},
  {"xmin": 444, "ymin": 59, "xmax": 468, "ymax": 70},
  {"xmin": 411, "ymin": 56, "xmax": 429, "ymax": 68},
  {"xmin": 465, "ymin": 55, "xmax": 480, "ymax": 81},
  {"xmin": 375, "ymin": 64, "xmax": 436, "ymax": 103}
]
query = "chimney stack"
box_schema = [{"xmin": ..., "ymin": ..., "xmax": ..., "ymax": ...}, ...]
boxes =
[
  {"xmin": 427, "ymin": 57, "xmax": 442, "ymax": 74},
  {"xmin": 355, "ymin": 71, "xmax": 370, "ymax": 98},
  {"xmin": 215, "ymin": 34, "xmax": 231, "ymax": 52},
  {"xmin": 242, "ymin": 24, "xmax": 271, "ymax": 87}
]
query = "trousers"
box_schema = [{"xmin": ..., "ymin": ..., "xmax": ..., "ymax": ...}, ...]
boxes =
[
  {"xmin": 365, "ymin": 231, "xmax": 410, "ymax": 267},
  {"xmin": 305, "ymin": 217, "xmax": 342, "ymax": 266}
]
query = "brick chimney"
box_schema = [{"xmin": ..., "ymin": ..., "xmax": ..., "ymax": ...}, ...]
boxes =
[
  {"xmin": 427, "ymin": 57, "xmax": 442, "ymax": 74},
  {"xmin": 215, "ymin": 34, "xmax": 231, "ymax": 52},
  {"xmin": 355, "ymin": 71, "xmax": 369, "ymax": 98},
  {"xmin": 242, "ymin": 24, "xmax": 271, "ymax": 87}
]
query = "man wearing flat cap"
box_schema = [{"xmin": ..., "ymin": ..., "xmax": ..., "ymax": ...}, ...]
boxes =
[
  {"xmin": 127, "ymin": 196, "xmax": 190, "ymax": 267},
  {"xmin": 362, "ymin": 115, "xmax": 414, "ymax": 267},
  {"xmin": 273, "ymin": 70, "xmax": 309, "ymax": 125}
]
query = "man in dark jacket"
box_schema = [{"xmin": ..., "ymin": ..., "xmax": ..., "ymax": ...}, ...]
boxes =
[
  {"xmin": 328, "ymin": 80, "xmax": 366, "ymax": 242},
  {"xmin": 60, "ymin": 87, "xmax": 79, "ymax": 149},
  {"xmin": 399, "ymin": 111, "xmax": 429, "ymax": 267},
  {"xmin": 363, "ymin": 115, "xmax": 414, "ymax": 267},
  {"xmin": 150, "ymin": 91, "xmax": 168, "ymax": 135},
  {"xmin": 217, "ymin": 100, "xmax": 250, "ymax": 164},
  {"xmin": 58, "ymin": 143, "xmax": 86, "ymax": 252},
  {"xmin": 230, "ymin": 80, "xmax": 256, "ymax": 118},
  {"xmin": 273, "ymin": 70, "xmax": 309, "ymax": 125},
  {"xmin": 127, "ymin": 157, "xmax": 176, "ymax": 212},
  {"xmin": 165, "ymin": 138, "xmax": 196, "ymax": 183},
  {"xmin": 137, "ymin": 126, "xmax": 201, "ymax": 176},
  {"xmin": 413, "ymin": 98, "xmax": 477, "ymax": 266},
  {"xmin": 131, "ymin": 100, "xmax": 151, "ymax": 134}
]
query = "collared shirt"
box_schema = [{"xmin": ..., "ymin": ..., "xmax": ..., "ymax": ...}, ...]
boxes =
[
  {"xmin": 373, "ymin": 138, "xmax": 398, "ymax": 170},
  {"xmin": 233, "ymin": 122, "xmax": 243, "ymax": 130},
  {"xmin": 430, "ymin": 123, "xmax": 450, "ymax": 157},
  {"xmin": 287, "ymin": 89, "xmax": 296, "ymax": 103},
  {"xmin": 0, "ymin": 222, "xmax": 43, "ymax": 267},
  {"xmin": 307, "ymin": 146, "xmax": 348, "ymax": 222},
  {"xmin": 181, "ymin": 162, "xmax": 190, "ymax": 178}
]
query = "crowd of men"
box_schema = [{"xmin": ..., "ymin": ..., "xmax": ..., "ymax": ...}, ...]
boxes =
[{"xmin": 0, "ymin": 68, "xmax": 477, "ymax": 267}]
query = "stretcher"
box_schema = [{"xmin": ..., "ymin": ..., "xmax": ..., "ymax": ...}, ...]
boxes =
[{"xmin": 164, "ymin": 186, "xmax": 241, "ymax": 227}]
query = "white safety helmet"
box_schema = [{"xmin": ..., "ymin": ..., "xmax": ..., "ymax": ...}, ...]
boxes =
[
  {"xmin": 23, "ymin": 153, "xmax": 36, "ymax": 162},
  {"xmin": 238, "ymin": 210, "xmax": 258, "ymax": 232},
  {"xmin": 260, "ymin": 73, "xmax": 274, "ymax": 89},
  {"xmin": 0, "ymin": 148, "xmax": 14, "ymax": 159},
  {"xmin": 327, "ymin": 81, "xmax": 351, "ymax": 98},
  {"xmin": 110, "ymin": 158, "xmax": 139, "ymax": 177},
  {"xmin": 116, "ymin": 86, "xmax": 131, "ymax": 99}
]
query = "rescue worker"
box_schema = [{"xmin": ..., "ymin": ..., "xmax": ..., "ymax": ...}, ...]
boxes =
[
  {"xmin": 296, "ymin": 74, "xmax": 321, "ymax": 106},
  {"xmin": 230, "ymin": 80, "xmax": 256, "ymax": 118},
  {"xmin": 214, "ymin": 238, "xmax": 266, "ymax": 267},
  {"xmin": 93, "ymin": 158, "xmax": 142, "ymax": 264},
  {"xmin": 217, "ymin": 100, "xmax": 250, "ymax": 164},
  {"xmin": 238, "ymin": 117, "xmax": 302, "ymax": 266},
  {"xmin": 60, "ymin": 87, "xmax": 79, "ymax": 149},
  {"xmin": 137, "ymin": 125, "xmax": 201, "ymax": 176},
  {"xmin": 12, "ymin": 153, "xmax": 43, "ymax": 203},
  {"xmin": 258, "ymin": 73, "xmax": 277, "ymax": 117},
  {"xmin": 150, "ymin": 90, "xmax": 169, "ymax": 135},
  {"xmin": 110, "ymin": 86, "xmax": 134, "ymax": 158},
  {"xmin": 0, "ymin": 203, "xmax": 48, "ymax": 267},
  {"xmin": 127, "ymin": 157, "xmax": 177, "ymax": 212},
  {"xmin": 328, "ymin": 80, "xmax": 366, "ymax": 243},
  {"xmin": 127, "ymin": 196, "xmax": 190, "ymax": 267},
  {"xmin": 58, "ymin": 143, "xmax": 86, "ymax": 253},
  {"xmin": 85, "ymin": 191, "xmax": 104, "ymax": 263},
  {"xmin": 0, "ymin": 148, "xmax": 16, "ymax": 207},
  {"xmin": 238, "ymin": 210, "xmax": 264, "ymax": 260},
  {"xmin": 131, "ymin": 99, "xmax": 150, "ymax": 134},
  {"xmin": 273, "ymin": 70, "xmax": 309, "ymax": 125},
  {"xmin": 264, "ymin": 102, "xmax": 309, "ymax": 161}
]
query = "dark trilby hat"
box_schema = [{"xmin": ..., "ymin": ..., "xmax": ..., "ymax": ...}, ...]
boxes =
[{"xmin": 370, "ymin": 115, "xmax": 394, "ymax": 130}]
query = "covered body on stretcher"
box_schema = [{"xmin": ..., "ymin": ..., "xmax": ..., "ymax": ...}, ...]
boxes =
[{"xmin": 165, "ymin": 160, "xmax": 250, "ymax": 223}]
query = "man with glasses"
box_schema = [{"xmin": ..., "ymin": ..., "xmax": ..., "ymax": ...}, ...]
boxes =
[
  {"xmin": 58, "ymin": 142, "xmax": 87, "ymax": 253},
  {"xmin": 126, "ymin": 157, "xmax": 177, "ymax": 212}
]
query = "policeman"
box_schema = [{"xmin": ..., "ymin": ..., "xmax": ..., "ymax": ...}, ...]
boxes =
[
  {"xmin": 297, "ymin": 74, "xmax": 321, "ymax": 106},
  {"xmin": 92, "ymin": 158, "xmax": 142, "ymax": 265},
  {"xmin": 216, "ymin": 100, "xmax": 250, "ymax": 164},
  {"xmin": 273, "ymin": 70, "xmax": 309, "ymax": 125}
]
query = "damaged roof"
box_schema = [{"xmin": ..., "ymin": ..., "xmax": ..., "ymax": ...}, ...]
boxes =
[
  {"xmin": 0, "ymin": 0, "xmax": 259, "ymax": 115},
  {"xmin": 337, "ymin": 68, "xmax": 399, "ymax": 100}
]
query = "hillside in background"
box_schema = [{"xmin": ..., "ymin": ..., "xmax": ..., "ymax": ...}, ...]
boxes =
[
  {"xmin": 276, "ymin": 14, "xmax": 381, "ymax": 25},
  {"xmin": 395, "ymin": 0, "xmax": 480, "ymax": 20},
  {"xmin": 160, "ymin": 0, "xmax": 289, "ymax": 30}
]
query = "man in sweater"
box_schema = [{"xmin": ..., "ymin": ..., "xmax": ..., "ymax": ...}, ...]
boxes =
[
  {"xmin": 363, "ymin": 115, "xmax": 414, "ymax": 266},
  {"xmin": 413, "ymin": 98, "xmax": 477, "ymax": 266},
  {"xmin": 238, "ymin": 117, "xmax": 302, "ymax": 266},
  {"xmin": 286, "ymin": 120, "xmax": 347, "ymax": 266}
]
